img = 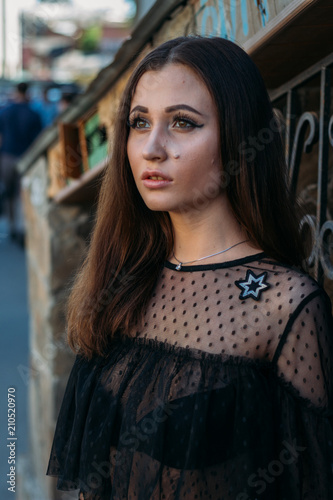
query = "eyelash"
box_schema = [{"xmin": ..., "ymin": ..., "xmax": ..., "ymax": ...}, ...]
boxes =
[{"xmin": 127, "ymin": 113, "xmax": 203, "ymax": 130}]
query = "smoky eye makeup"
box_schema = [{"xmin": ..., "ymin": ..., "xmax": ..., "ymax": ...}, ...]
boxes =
[
  {"xmin": 127, "ymin": 113, "xmax": 151, "ymax": 130},
  {"xmin": 171, "ymin": 113, "xmax": 204, "ymax": 129},
  {"xmin": 127, "ymin": 112, "xmax": 204, "ymax": 130}
]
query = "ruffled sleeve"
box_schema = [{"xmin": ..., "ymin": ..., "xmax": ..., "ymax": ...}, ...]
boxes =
[
  {"xmin": 270, "ymin": 289, "xmax": 333, "ymax": 499},
  {"xmin": 46, "ymin": 355, "xmax": 106, "ymax": 492}
]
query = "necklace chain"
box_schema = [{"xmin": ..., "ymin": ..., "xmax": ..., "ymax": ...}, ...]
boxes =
[{"xmin": 172, "ymin": 240, "xmax": 249, "ymax": 271}]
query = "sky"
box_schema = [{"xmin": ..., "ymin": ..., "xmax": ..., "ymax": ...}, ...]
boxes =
[{"xmin": 0, "ymin": 0, "xmax": 135, "ymax": 78}]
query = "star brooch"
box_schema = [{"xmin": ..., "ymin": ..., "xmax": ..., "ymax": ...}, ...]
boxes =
[{"xmin": 235, "ymin": 270, "xmax": 270, "ymax": 301}]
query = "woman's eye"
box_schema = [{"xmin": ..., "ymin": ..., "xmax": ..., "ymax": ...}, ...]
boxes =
[
  {"xmin": 129, "ymin": 117, "xmax": 149, "ymax": 129},
  {"xmin": 174, "ymin": 119, "xmax": 192, "ymax": 128},
  {"xmin": 172, "ymin": 115, "xmax": 202, "ymax": 129},
  {"xmin": 136, "ymin": 119, "xmax": 149, "ymax": 129},
  {"xmin": 128, "ymin": 114, "xmax": 201, "ymax": 130}
]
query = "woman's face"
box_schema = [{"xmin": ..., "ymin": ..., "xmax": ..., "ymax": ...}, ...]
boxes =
[{"xmin": 127, "ymin": 63, "xmax": 224, "ymax": 214}]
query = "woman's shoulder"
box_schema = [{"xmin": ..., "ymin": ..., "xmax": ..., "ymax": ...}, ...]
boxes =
[
  {"xmin": 246, "ymin": 255, "xmax": 331, "ymax": 320},
  {"xmin": 226, "ymin": 255, "xmax": 332, "ymax": 357},
  {"xmin": 242, "ymin": 254, "xmax": 325, "ymax": 298}
]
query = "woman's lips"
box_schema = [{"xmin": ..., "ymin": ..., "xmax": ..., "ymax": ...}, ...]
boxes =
[
  {"xmin": 141, "ymin": 171, "xmax": 173, "ymax": 188},
  {"xmin": 142, "ymin": 176, "xmax": 172, "ymax": 188}
]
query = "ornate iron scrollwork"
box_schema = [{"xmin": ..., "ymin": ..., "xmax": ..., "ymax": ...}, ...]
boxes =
[
  {"xmin": 329, "ymin": 115, "xmax": 333, "ymax": 147},
  {"xmin": 299, "ymin": 214, "xmax": 317, "ymax": 268},
  {"xmin": 289, "ymin": 112, "xmax": 319, "ymax": 194},
  {"xmin": 270, "ymin": 59, "xmax": 333, "ymax": 285},
  {"xmin": 319, "ymin": 220, "xmax": 333, "ymax": 280}
]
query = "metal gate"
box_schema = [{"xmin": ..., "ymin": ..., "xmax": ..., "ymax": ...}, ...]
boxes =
[{"xmin": 270, "ymin": 53, "xmax": 333, "ymax": 287}]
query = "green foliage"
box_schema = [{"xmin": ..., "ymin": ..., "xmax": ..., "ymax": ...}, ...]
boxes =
[{"xmin": 78, "ymin": 25, "xmax": 102, "ymax": 53}]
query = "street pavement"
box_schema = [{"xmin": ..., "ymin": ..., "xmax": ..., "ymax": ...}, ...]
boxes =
[{"xmin": 0, "ymin": 215, "xmax": 29, "ymax": 500}]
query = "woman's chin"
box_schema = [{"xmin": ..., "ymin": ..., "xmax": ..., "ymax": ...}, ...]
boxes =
[{"xmin": 143, "ymin": 201, "xmax": 177, "ymax": 213}]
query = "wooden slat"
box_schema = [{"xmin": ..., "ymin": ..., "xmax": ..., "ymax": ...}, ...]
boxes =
[
  {"xmin": 53, "ymin": 157, "xmax": 108, "ymax": 204},
  {"xmin": 59, "ymin": 122, "xmax": 82, "ymax": 179}
]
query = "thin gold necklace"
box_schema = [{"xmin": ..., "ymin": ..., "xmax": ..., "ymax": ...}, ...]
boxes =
[{"xmin": 172, "ymin": 240, "xmax": 249, "ymax": 271}]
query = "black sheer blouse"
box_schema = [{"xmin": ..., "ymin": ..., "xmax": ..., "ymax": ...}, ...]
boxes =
[{"xmin": 47, "ymin": 253, "xmax": 333, "ymax": 499}]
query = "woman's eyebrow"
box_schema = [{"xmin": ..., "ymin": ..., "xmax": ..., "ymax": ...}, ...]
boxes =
[
  {"xmin": 165, "ymin": 104, "xmax": 203, "ymax": 116},
  {"xmin": 129, "ymin": 104, "xmax": 203, "ymax": 116},
  {"xmin": 129, "ymin": 105, "xmax": 148, "ymax": 115}
]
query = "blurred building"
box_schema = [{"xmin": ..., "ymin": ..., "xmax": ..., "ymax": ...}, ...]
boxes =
[
  {"xmin": 15, "ymin": 0, "xmax": 333, "ymax": 498},
  {"xmin": 20, "ymin": 1, "xmax": 133, "ymax": 85}
]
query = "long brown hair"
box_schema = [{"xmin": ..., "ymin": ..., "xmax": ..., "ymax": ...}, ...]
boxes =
[{"xmin": 67, "ymin": 36, "xmax": 305, "ymax": 358}]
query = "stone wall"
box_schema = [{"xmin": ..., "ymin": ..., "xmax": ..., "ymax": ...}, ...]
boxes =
[{"xmin": 20, "ymin": 156, "xmax": 96, "ymax": 499}]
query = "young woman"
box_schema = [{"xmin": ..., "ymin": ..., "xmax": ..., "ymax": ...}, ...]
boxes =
[{"xmin": 47, "ymin": 36, "xmax": 333, "ymax": 499}]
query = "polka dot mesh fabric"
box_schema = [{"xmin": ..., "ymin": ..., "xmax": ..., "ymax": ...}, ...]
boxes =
[{"xmin": 46, "ymin": 253, "xmax": 333, "ymax": 499}]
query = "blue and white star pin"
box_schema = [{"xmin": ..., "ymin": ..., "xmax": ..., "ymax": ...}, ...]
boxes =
[{"xmin": 235, "ymin": 270, "xmax": 270, "ymax": 301}]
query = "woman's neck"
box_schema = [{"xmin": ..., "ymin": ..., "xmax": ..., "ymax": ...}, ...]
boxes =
[{"xmin": 168, "ymin": 196, "xmax": 261, "ymax": 265}]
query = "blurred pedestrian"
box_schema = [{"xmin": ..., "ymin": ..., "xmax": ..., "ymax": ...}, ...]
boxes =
[
  {"xmin": 30, "ymin": 85, "xmax": 59, "ymax": 129},
  {"xmin": 0, "ymin": 82, "xmax": 42, "ymax": 244},
  {"xmin": 59, "ymin": 91, "xmax": 77, "ymax": 113}
]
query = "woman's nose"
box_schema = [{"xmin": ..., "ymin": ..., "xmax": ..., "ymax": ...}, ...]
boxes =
[{"xmin": 142, "ymin": 128, "xmax": 168, "ymax": 162}]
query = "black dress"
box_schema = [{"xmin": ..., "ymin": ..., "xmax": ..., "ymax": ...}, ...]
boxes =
[{"xmin": 46, "ymin": 253, "xmax": 333, "ymax": 499}]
